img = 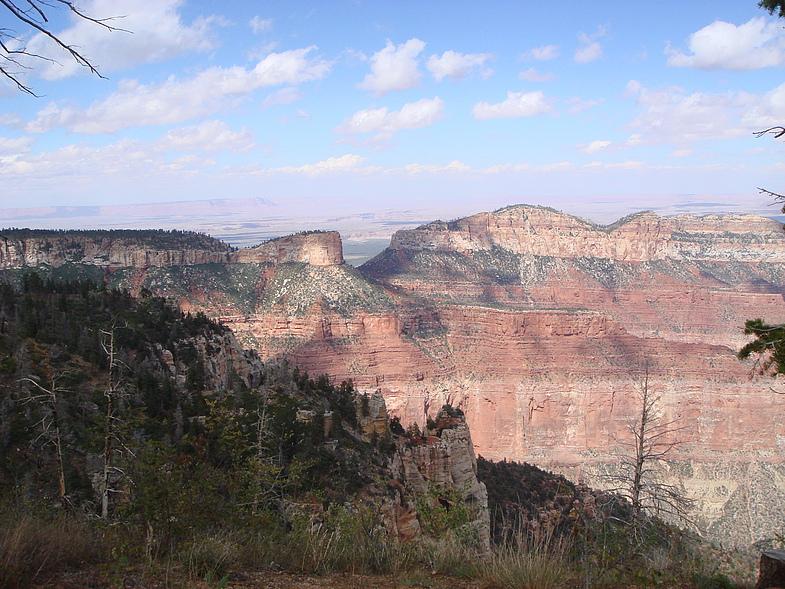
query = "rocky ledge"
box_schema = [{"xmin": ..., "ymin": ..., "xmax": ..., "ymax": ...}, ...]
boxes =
[
  {"xmin": 0, "ymin": 229, "xmax": 344, "ymax": 269},
  {"xmin": 389, "ymin": 205, "xmax": 785, "ymax": 263}
]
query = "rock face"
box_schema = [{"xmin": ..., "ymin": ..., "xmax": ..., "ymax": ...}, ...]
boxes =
[
  {"xmin": 390, "ymin": 206, "xmax": 785, "ymax": 263},
  {"xmin": 390, "ymin": 406, "xmax": 491, "ymax": 551},
  {"xmin": 0, "ymin": 229, "xmax": 343, "ymax": 269},
  {"xmin": 756, "ymin": 550, "xmax": 785, "ymax": 589},
  {"xmin": 231, "ymin": 232, "xmax": 344, "ymax": 266}
]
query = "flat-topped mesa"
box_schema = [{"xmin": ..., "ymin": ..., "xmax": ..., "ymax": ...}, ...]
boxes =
[
  {"xmin": 230, "ymin": 231, "xmax": 344, "ymax": 266},
  {"xmin": 0, "ymin": 229, "xmax": 232, "ymax": 269},
  {"xmin": 0, "ymin": 229, "xmax": 344, "ymax": 269},
  {"xmin": 389, "ymin": 205, "xmax": 785, "ymax": 263}
]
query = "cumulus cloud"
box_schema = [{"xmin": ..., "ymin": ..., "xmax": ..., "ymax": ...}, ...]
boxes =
[
  {"xmin": 522, "ymin": 45, "xmax": 559, "ymax": 61},
  {"xmin": 519, "ymin": 68, "xmax": 554, "ymax": 82},
  {"xmin": 249, "ymin": 16, "xmax": 273, "ymax": 34},
  {"xmin": 426, "ymin": 50, "xmax": 492, "ymax": 81},
  {"xmin": 583, "ymin": 160, "xmax": 644, "ymax": 170},
  {"xmin": 0, "ymin": 114, "xmax": 22, "ymax": 128},
  {"xmin": 404, "ymin": 160, "xmax": 470, "ymax": 174},
  {"xmin": 262, "ymin": 87, "xmax": 303, "ymax": 108},
  {"xmin": 274, "ymin": 155, "xmax": 374, "ymax": 175},
  {"xmin": 0, "ymin": 136, "xmax": 33, "ymax": 155},
  {"xmin": 666, "ymin": 17, "xmax": 785, "ymax": 70},
  {"xmin": 27, "ymin": 47, "xmax": 330, "ymax": 133},
  {"xmin": 580, "ymin": 140, "xmax": 612, "ymax": 154},
  {"xmin": 742, "ymin": 82, "xmax": 785, "ymax": 129},
  {"xmin": 575, "ymin": 26, "xmax": 606, "ymax": 63},
  {"xmin": 0, "ymin": 139, "xmax": 174, "ymax": 181},
  {"xmin": 24, "ymin": 0, "xmax": 221, "ymax": 79},
  {"xmin": 625, "ymin": 80, "xmax": 755, "ymax": 144},
  {"xmin": 338, "ymin": 97, "xmax": 444, "ymax": 141},
  {"xmin": 359, "ymin": 39, "xmax": 425, "ymax": 95},
  {"xmin": 472, "ymin": 91, "xmax": 551, "ymax": 120},
  {"xmin": 157, "ymin": 120, "xmax": 254, "ymax": 152}
]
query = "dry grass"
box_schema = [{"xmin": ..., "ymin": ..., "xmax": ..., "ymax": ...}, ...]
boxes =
[
  {"xmin": 479, "ymin": 530, "xmax": 572, "ymax": 589},
  {"xmin": 0, "ymin": 511, "xmax": 99, "ymax": 589}
]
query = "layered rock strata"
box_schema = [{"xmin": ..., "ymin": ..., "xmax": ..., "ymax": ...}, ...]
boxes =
[{"xmin": 0, "ymin": 229, "xmax": 343, "ymax": 268}]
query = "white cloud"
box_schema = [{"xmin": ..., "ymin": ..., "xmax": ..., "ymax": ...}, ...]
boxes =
[
  {"xmin": 473, "ymin": 91, "xmax": 551, "ymax": 120},
  {"xmin": 0, "ymin": 114, "xmax": 22, "ymax": 128},
  {"xmin": 625, "ymin": 134, "xmax": 642, "ymax": 146},
  {"xmin": 671, "ymin": 148, "xmax": 693, "ymax": 158},
  {"xmin": 359, "ymin": 39, "xmax": 425, "ymax": 95},
  {"xmin": 523, "ymin": 45, "xmax": 559, "ymax": 61},
  {"xmin": 519, "ymin": 68, "xmax": 554, "ymax": 82},
  {"xmin": 24, "ymin": 0, "xmax": 221, "ymax": 80},
  {"xmin": 0, "ymin": 139, "xmax": 173, "ymax": 181},
  {"xmin": 575, "ymin": 26, "xmax": 607, "ymax": 63},
  {"xmin": 566, "ymin": 97, "xmax": 604, "ymax": 113},
  {"xmin": 262, "ymin": 87, "xmax": 303, "ymax": 108},
  {"xmin": 27, "ymin": 47, "xmax": 330, "ymax": 133},
  {"xmin": 0, "ymin": 136, "xmax": 32, "ymax": 156},
  {"xmin": 404, "ymin": 160, "xmax": 470, "ymax": 174},
  {"xmin": 584, "ymin": 160, "xmax": 644, "ymax": 170},
  {"xmin": 249, "ymin": 16, "xmax": 273, "ymax": 34},
  {"xmin": 666, "ymin": 17, "xmax": 785, "ymax": 70},
  {"xmin": 158, "ymin": 120, "xmax": 254, "ymax": 152},
  {"xmin": 581, "ymin": 140, "xmax": 611, "ymax": 154},
  {"xmin": 426, "ymin": 50, "xmax": 492, "ymax": 81},
  {"xmin": 338, "ymin": 97, "xmax": 444, "ymax": 141},
  {"xmin": 742, "ymin": 82, "xmax": 785, "ymax": 129},
  {"xmin": 276, "ymin": 154, "xmax": 367, "ymax": 175},
  {"xmin": 625, "ymin": 80, "xmax": 755, "ymax": 144}
]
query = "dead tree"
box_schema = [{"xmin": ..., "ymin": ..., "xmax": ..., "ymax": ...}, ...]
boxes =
[
  {"xmin": 99, "ymin": 324, "xmax": 133, "ymax": 519},
  {"xmin": 605, "ymin": 361, "xmax": 693, "ymax": 537},
  {"xmin": 0, "ymin": 0, "xmax": 127, "ymax": 95},
  {"xmin": 18, "ymin": 374, "xmax": 70, "ymax": 506},
  {"xmin": 754, "ymin": 127, "xmax": 785, "ymax": 204}
]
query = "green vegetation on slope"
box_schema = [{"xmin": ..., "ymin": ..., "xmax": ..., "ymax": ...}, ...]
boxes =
[{"xmin": 1, "ymin": 228, "xmax": 232, "ymax": 251}]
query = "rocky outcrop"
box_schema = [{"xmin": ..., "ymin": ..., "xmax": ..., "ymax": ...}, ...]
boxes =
[
  {"xmin": 392, "ymin": 406, "xmax": 491, "ymax": 551},
  {"xmin": 757, "ymin": 550, "xmax": 785, "ymax": 589},
  {"xmin": 0, "ymin": 229, "xmax": 343, "ymax": 269},
  {"xmin": 389, "ymin": 206, "xmax": 785, "ymax": 263},
  {"xmin": 0, "ymin": 231, "xmax": 230, "ymax": 268},
  {"xmin": 230, "ymin": 232, "xmax": 344, "ymax": 266}
]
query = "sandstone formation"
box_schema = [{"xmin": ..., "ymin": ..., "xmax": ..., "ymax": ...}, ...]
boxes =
[
  {"xmin": 393, "ymin": 406, "xmax": 491, "ymax": 551},
  {"xmin": 0, "ymin": 229, "xmax": 342, "ymax": 269},
  {"xmin": 231, "ymin": 232, "xmax": 344, "ymax": 266}
]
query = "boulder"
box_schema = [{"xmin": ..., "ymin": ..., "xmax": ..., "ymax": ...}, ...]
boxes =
[{"xmin": 757, "ymin": 550, "xmax": 785, "ymax": 589}]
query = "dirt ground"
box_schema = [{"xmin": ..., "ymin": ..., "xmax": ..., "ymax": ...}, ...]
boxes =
[{"xmin": 36, "ymin": 569, "xmax": 484, "ymax": 589}]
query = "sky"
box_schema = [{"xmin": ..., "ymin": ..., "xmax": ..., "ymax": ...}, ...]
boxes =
[{"xmin": 0, "ymin": 0, "xmax": 784, "ymax": 230}]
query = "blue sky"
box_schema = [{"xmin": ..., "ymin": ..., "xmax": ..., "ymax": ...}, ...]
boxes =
[{"xmin": 0, "ymin": 0, "xmax": 783, "ymax": 224}]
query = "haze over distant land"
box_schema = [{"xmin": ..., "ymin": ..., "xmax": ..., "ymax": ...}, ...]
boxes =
[{"xmin": 1, "ymin": 192, "xmax": 780, "ymax": 264}]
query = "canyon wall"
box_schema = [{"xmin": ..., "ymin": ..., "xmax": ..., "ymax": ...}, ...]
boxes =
[
  {"xmin": 0, "ymin": 229, "xmax": 342, "ymax": 269},
  {"xmin": 390, "ymin": 206, "xmax": 785, "ymax": 263},
  {"xmin": 4, "ymin": 205, "xmax": 784, "ymax": 547}
]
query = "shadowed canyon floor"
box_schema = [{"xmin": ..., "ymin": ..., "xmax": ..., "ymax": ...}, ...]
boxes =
[{"xmin": 3, "ymin": 204, "xmax": 785, "ymax": 547}]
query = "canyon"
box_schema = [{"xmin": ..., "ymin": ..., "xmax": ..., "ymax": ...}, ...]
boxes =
[{"xmin": 3, "ymin": 204, "xmax": 785, "ymax": 547}]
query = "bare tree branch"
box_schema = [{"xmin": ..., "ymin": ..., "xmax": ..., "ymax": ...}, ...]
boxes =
[{"xmin": 0, "ymin": 0, "xmax": 130, "ymax": 95}]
